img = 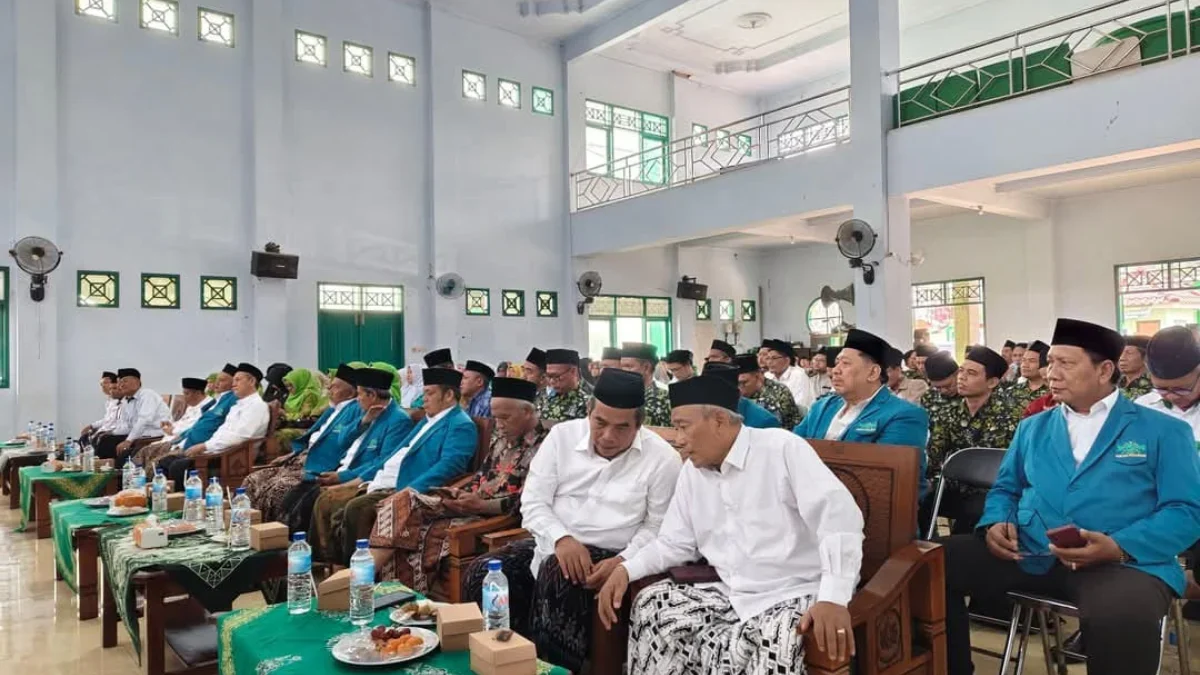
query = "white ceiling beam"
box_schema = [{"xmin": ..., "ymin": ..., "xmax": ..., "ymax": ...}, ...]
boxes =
[
  {"xmin": 994, "ymin": 148, "xmax": 1200, "ymax": 193},
  {"xmin": 917, "ymin": 184, "xmax": 1049, "ymax": 220},
  {"xmin": 714, "ymin": 25, "xmax": 848, "ymax": 74},
  {"xmin": 562, "ymin": 0, "xmax": 693, "ymax": 61}
]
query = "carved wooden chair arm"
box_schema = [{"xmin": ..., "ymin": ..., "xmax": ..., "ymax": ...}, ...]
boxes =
[
  {"xmin": 482, "ymin": 528, "xmax": 531, "ymax": 552},
  {"xmin": 448, "ymin": 515, "xmax": 521, "ymax": 557}
]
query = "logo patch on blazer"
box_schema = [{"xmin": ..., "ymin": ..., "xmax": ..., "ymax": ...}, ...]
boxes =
[
  {"xmin": 854, "ymin": 421, "xmax": 878, "ymax": 434},
  {"xmin": 1115, "ymin": 440, "xmax": 1147, "ymax": 459},
  {"xmin": 366, "ymin": 441, "xmax": 378, "ymax": 450}
]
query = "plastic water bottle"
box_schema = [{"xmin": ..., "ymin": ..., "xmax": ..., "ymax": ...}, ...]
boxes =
[
  {"xmin": 47, "ymin": 424, "xmax": 56, "ymax": 448},
  {"xmin": 287, "ymin": 532, "xmax": 313, "ymax": 615},
  {"xmin": 82, "ymin": 446, "xmax": 95, "ymax": 473},
  {"xmin": 63, "ymin": 439, "xmax": 78, "ymax": 469},
  {"xmin": 482, "ymin": 559, "xmax": 510, "ymax": 630},
  {"xmin": 204, "ymin": 477, "xmax": 224, "ymax": 533},
  {"xmin": 348, "ymin": 540, "xmax": 375, "ymax": 627},
  {"xmin": 228, "ymin": 488, "xmax": 251, "ymax": 550},
  {"xmin": 151, "ymin": 469, "xmax": 168, "ymax": 514},
  {"xmin": 122, "ymin": 460, "xmax": 137, "ymax": 490},
  {"xmin": 183, "ymin": 471, "xmax": 205, "ymax": 524},
  {"xmin": 133, "ymin": 463, "xmax": 147, "ymax": 490},
  {"xmin": 26, "ymin": 421, "xmax": 35, "ymax": 443}
]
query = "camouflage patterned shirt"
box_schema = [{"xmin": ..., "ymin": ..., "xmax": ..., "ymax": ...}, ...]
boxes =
[
  {"xmin": 643, "ymin": 385, "xmax": 673, "ymax": 427},
  {"xmin": 926, "ymin": 393, "xmax": 1021, "ymax": 475},
  {"xmin": 536, "ymin": 385, "xmax": 589, "ymax": 423},
  {"xmin": 1004, "ymin": 381, "xmax": 1048, "ymax": 412},
  {"xmin": 747, "ymin": 378, "xmax": 802, "ymax": 430},
  {"xmin": 1120, "ymin": 373, "xmax": 1153, "ymax": 401}
]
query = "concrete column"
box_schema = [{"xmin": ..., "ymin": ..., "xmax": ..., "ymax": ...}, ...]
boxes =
[
  {"xmin": 247, "ymin": 0, "xmax": 290, "ymax": 365},
  {"xmin": 848, "ymin": 0, "xmax": 912, "ymax": 347},
  {"xmin": 11, "ymin": 0, "xmax": 60, "ymax": 431},
  {"xmin": 418, "ymin": 1, "xmax": 437, "ymax": 357}
]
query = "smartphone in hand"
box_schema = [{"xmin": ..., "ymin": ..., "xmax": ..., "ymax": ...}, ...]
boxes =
[{"xmin": 1046, "ymin": 525, "xmax": 1087, "ymax": 549}]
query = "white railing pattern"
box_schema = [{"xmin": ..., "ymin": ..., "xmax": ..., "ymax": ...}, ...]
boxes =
[{"xmin": 571, "ymin": 87, "xmax": 850, "ymax": 211}]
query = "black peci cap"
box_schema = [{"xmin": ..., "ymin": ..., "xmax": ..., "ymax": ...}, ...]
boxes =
[{"xmin": 669, "ymin": 376, "xmax": 739, "ymax": 413}]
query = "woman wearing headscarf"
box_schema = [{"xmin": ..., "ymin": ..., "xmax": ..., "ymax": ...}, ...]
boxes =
[
  {"xmin": 204, "ymin": 372, "xmax": 218, "ymax": 397},
  {"xmin": 400, "ymin": 365, "xmax": 424, "ymax": 408},
  {"xmin": 272, "ymin": 368, "xmax": 329, "ymax": 448}
]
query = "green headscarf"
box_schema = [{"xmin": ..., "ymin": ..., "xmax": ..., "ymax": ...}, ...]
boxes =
[
  {"xmin": 369, "ymin": 362, "xmax": 404, "ymax": 403},
  {"xmin": 282, "ymin": 368, "xmax": 328, "ymax": 419}
]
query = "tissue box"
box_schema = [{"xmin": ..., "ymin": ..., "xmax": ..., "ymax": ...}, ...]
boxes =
[
  {"xmin": 249, "ymin": 522, "xmax": 289, "ymax": 551},
  {"xmin": 224, "ymin": 507, "xmax": 262, "ymax": 528},
  {"xmin": 166, "ymin": 492, "xmax": 185, "ymax": 512},
  {"xmin": 317, "ymin": 569, "xmax": 351, "ymax": 612},
  {"xmin": 437, "ymin": 603, "xmax": 484, "ymax": 652},
  {"xmin": 133, "ymin": 522, "xmax": 169, "ymax": 549},
  {"xmin": 469, "ymin": 630, "xmax": 537, "ymax": 675}
]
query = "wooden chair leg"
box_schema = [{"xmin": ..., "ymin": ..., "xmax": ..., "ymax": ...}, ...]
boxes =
[
  {"xmin": 35, "ymin": 483, "xmax": 52, "ymax": 539},
  {"xmin": 78, "ymin": 530, "xmax": 100, "ymax": 621}
]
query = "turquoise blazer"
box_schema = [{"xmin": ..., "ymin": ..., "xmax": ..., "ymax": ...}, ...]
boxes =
[
  {"xmin": 389, "ymin": 406, "xmax": 479, "ymax": 493},
  {"xmin": 793, "ymin": 386, "xmax": 931, "ymax": 497},
  {"xmin": 979, "ymin": 394, "xmax": 1200, "ymax": 595},
  {"xmin": 334, "ymin": 402, "xmax": 415, "ymax": 483},
  {"xmin": 295, "ymin": 402, "xmax": 363, "ymax": 479},
  {"xmin": 739, "ymin": 398, "xmax": 781, "ymax": 429},
  {"xmin": 177, "ymin": 392, "xmax": 238, "ymax": 447}
]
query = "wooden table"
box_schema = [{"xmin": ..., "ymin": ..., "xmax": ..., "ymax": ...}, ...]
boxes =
[
  {"xmin": 30, "ymin": 471, "xmax": 119, "ymax": 538},
  {"xmin": 5, "ymin": 452, "xmax": 48, "ymax": 508}
]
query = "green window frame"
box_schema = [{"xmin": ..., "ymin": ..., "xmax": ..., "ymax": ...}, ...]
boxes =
[
  {"xmin": 584, "ymin": 99, "xmax": 670, "ymax": 185},
  {"xmin": 741, "ymin": 299, "xmax": 757, "ymax": 322},
  {"xmin": 465, "ymin": 288, "xmax": 490, "ymax": 316},
  {"xmin": 532, "ymin": 87, "xmax": 554, "ymax": 116},
  {"xmin": 501, "ymin": 289, "xmax": 525, "ymax": 317},
  {"xmin": 200, "ymin": 276, "xmax": 238, "ymax": 310},
  {"xmin": 718, "ymin": 299, "xmax": 734, "ymax": 321},
  {"xmin": 696, "ymin": 298, "xmax": 711, "ymax": 321},
  {"xmin": 586, "ymin": 294, "xmax": 673, "ymax": 361},
  {"xmin": 141, "ymin": 273, "xmax": 181, "ymax": 309},
  {"xmin": 535, "ymin": 291, "xmax": 558, "ymax": 318},
  {"xmin": 738, "ymin": 134, "xmax": 752, "ymax": 157},
  {"xmin": 912, "ymin": 277, "xmax": 986, "ymax": 360},
  {"xmin": 691, "ymin": 123, "xmax": 708, "ymax": 145},
  {"xmin": 78, "ymin": 270, "xmax": 120, "ymax": 308},
  {"xmin": 1114, "ymin": 257, "xmax": 1200, "ymax": 334},
  {"xmin": 0, "ymin": 267, "xmax": 9, "ymax": 388}
]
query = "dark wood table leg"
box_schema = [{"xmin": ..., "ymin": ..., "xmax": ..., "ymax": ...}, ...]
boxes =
[
  {"xmin": 144, "ymin": 575, "xmax": 166, "ymax": 675},
  {"xmin": 77, "ymin": 529, "xmax": 100, "ymax": 621},
  {"xmin": 35, "ymin": 483, "xmax": 52, "ymax": 539},
  {"xmin": 8, "ymin": 465, "xmax": 20, "ymax": 509},
  {"xmin": 102, "ymin": 563, "xmax": 118, "ymax": 648}
]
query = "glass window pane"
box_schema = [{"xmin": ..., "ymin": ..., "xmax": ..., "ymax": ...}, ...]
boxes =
[
  {"xmin": 645, "ymin": 298, "xmax": 671, "ymax": 318},
  {"xmin": 641, "ymin": 138, "xmax": 665, "ymax": 185},
  {"xmin": 642, "ymin": 113, "xmax": 668, "ymax": 138},
  {"xmin": 498, "ymin": 79, "xmax": 521, "ymax": 109},
  {"xmin": 612, "ymin": 107, "xmax": 640, "ymax": 131},
  {"xmin": 198, "ymin": 8, "xmax": 234, "ymax": 47},
  {"xmin": 691, "ymin": 124, "xmax": 708, "ymax": 145},
  {"xmin": 140, "ymin": 0, "xmax": 178, "ymax": 35},
  {"xmin": 616, "ymin": 317, "xmax": 644, "ymax": 345},
  {"xmin": 616, "ymin": 296, "xmax": 644, "ymax": 317},
  {"xmin": 589, "ymin": 296, "xmax": 615, "ymax": 316},
  {"xmin": 588, "ymin": 320, "xmax": 613, "ymax": 360},
  {"xmin": 462, "ymin": 71, "xmax": 486, "ymax": 100},
  {"xmin": 585, "ymin": 100, "xmax": 611, "ymax": 126},
  {"xmin": 343, "ymin": 42, "xmax": 373, "ymax": 77},
  {"xmin": 388, "ymin": 53, "xmax": 416, "ymax": 85},
  {"xmin": 585, "ymin": 126, "xmax": 610, "ymax": 174},
  {"xmin": 645, "ymin": 320, "xmax": 670, "ymax": 357},
  {"xmin": 295, "ymin": 31, "xmax": 327, "ymax": 66},
  {"xmin": 612, "ymin": 128, "xmax": 641, "ymax": 163},
  {"xmin": 76, "ymin": 0, "xmax": 117, "ymax": 21},
  {"xmin": 318, "ymin": 283, "xmax": 361, "ymax": 311},
  {"xmin": 532, "ymin": 87, "xmax": 554, "ymax": 116},
  {"xmin": 362, "ymin": 286, "xmax": 403, "ymax": 313}
]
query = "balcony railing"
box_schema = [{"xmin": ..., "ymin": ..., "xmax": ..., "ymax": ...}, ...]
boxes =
[
  {"xmin": 893, "ymin": 0, "xmax": 1199, "ymax": 126},
  {"xmin": 571, "ymin": 87, "xmax": 850, "ymax": 212}
]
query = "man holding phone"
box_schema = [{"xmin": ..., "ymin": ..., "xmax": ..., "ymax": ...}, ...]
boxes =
[{"xmin": 939, "ymin": 318, "xmax": 1200, "ymax": 675}]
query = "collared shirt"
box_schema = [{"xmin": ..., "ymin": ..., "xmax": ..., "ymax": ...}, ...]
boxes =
[
  {"xmin": 93, "ymin": 398, "xmax": 122, "ymax": 432},
  {"xmin": 168, "ymin": 397, "xmax": 212, "ymax": 441},
  {"xmin": 467, "ymin": 421, "xmax": 552, "ymax": 513},
  {"xmin": 114, "ymin": 388, "xmax": 172, "ymax": 441},
  {"xmin": 824, "ymin": 386, "xmax": 885, "ymax": 441},
  {"xmin": 1005, "ymin": 380, "xmax": 1049, "ymax": 412},
  {"xmin": 1062, "ymin": 388, "xmax": 1121, "ymax": 465},
  {"xmin": 622, "ymin": 426, "xmax": 864, "ymax": 620},
  {"xmin": 643, "ymin": 385, "xmax": 672, "ymax": 427},
  {"xmin": 808, "ymin": 372, "xmax": 833, "ymax": 403},
  {"xmin": 890, "ymin": 377, "xmax": 928, "ymax": 405},
  {"xmin": 926, "ymin": 392, "xmax": 1021, "ymax": 474},
  {"xmin": 1135, "ymin": 391, "xmax": 1200, "ymax": 443},
  {"xmin": 309, "ymin": 399, "xmax": 354, "ymax": 450},
  {"xmin": 769, "ymin": 366, "xmax": 813, "ymax": 409},
  {"xmin": 746, "ymin": 379, "xmax": 802, "ymax": 430},
  {"xmin": 1120, "ymin": 373, "xmax": 1153, "ymax": 401},
  {"xmin": 206, "ymin": 392, "xmax": 270, "ymax": 453},
  {"xmin": 536, "ymin": 385, "xmax": 588, "ymax": 423},
  {"xmin": 368, "ymin": 407, "xmax": 453, "ymax": 493},
  {"xmin": 520, "ymin": 418, "xmax": 682, "ymax": 576},
  {"xmin": 465, "ymin": 389, "xmax": 492, "ymax": 419}
]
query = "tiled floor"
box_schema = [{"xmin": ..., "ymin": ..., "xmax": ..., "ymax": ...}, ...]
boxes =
[{"xmin": 0, "ymin": 504, "xmax": 1193, "ymax": 673}]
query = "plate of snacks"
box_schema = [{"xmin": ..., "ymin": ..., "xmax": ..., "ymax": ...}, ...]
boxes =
[
  {"xmin": 389, "ymin": 600, "xmax": 441, "ymax": 627},
  {"xmin": 164, "ymin": 521, "xmax": 203, "ymax": 538},
  {"xmin": 331, "ymin": 626, "xmax": 438, "ymax": 666},
  {"xmin": 84, "ymin": 496, "xmax": 112, "ymax": 509},
  {"xmin": 108, "ymin": 490, "xmax": 149, "ymax": 516}
]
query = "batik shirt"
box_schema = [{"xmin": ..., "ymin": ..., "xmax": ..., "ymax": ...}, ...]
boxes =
[
  {"xmin": 1005, "ymin": 381, "xmax": 1048, "ymax": 412},
  {"xmin": 926, "ymin": 393, "xmax": 1021, "ymax": 475},
  {"xmin": 468, "ymin": 421, "xmax": 551, "ymax": 514},
  {"xmin": 746, "ymin": 379, "xmax": 802, "ymax": 430},
  {"xmin": 643, "ymin": 386, "xmax": 673, "ymax": 427},
  {"xmin": 920, "ymin": 388, "xmax": 958, "ymax": 429},
  {"xmin": 1120, "ymin": 373, "xmax": 1153, "ymax": 401},
  {"xmin": 536, "ymin": 386, "xmax": 588, "ymax": 423}
]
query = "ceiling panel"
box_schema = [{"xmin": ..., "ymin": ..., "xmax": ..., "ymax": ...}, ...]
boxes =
[{"xmin": 428, "ymin": 0, "xmax": 647, "ymax": 42}]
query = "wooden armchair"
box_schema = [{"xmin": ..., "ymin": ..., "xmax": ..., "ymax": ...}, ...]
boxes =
[{"xmin": 193, "ymin": 437, "xmax": 264, "ymax": 490}]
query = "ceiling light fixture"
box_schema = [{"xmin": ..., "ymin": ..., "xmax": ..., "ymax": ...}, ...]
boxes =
[{"xmin": 737, "ymin": 12, "xmax": 772, "ymax": 30}]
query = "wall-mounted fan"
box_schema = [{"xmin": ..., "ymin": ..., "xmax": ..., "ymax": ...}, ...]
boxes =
[
  {"xmin": 9, "ymin": 236, "xmax": 63, "ymax": 302},
  {"xmin": 435, "ymin": 273, "xmax": 465, "ymax": 300},
  {"xmin": 835, "ymin": 219, "xmax": 877, "ymax": 285},
  {"xmin": 575, "ymin": 270, "xmax": 603, "ymax": 315}
]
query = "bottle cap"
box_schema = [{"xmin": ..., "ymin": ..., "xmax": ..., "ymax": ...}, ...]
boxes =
[
  {"xmin": 235, "ymin": 487, "xmax": 246, "ymax": 495},
  {"xmin": 189, "ymin": 470, "xmax": 199, "ymax": 476},
  {"xmin": 487, "ymin": 559, "xmax": 502, "ymax": 572},
  {"xmin": 209, "ymin": 477, "xmax": 219, "ymax": 483},
  {"xmin": 293, "ymin": 531, "xmax": 307, "ymax": 542},
  {"xmin": 356, "ymin": 539, "xmax": 369, "ymax": 549}
]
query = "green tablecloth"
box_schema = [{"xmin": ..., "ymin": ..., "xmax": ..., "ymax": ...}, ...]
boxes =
[
  {"xmin": 218, "ymin": 583, "xmax": 569, "ymax": 675},
  {"xmin": 17, "ymin": 466, "xmax": 114, "ymax": 532},
  {"xmin": 50, "ymin": 500, "xmax": 162, "ymax": 592},
  {"xmin": 100, "ymin": 523, "xmax": 281, "ymax": 659}
]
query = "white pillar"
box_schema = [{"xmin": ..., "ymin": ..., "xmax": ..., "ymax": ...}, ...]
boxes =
[
  {"xmin": 848, "ymin": 0, "xmax": 912, "ymax": 347},
  {"xmin": 11, "ymin": 0, "xmax": 60, "ymax": 430},
  {"xmin": 247, "ymin": 0, "xmax": 290, "ymax": 365}
]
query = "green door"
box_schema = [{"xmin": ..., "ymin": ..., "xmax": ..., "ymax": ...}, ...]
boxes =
[
  {"xmin": 317, "ymin": 312, "xmax": 360, "ymax": 373},
  {"xmin": 359, "ymin": 312, "xmax": 405, "ymax": 366}
]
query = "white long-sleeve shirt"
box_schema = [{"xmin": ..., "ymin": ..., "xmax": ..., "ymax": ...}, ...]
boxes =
[
  {"xmin": 769, "ymin": 366, "xmax": 814, "ymax": 409},
  {"xmin": 165, "ymin": 398, "xmax": 212, "ymax": 442},
  {"xmin": 111, "ymin": 388, "xmax": 172, "ymax": 441},
  {"xmin": 204, "ymin": 393, "xmax": 270, "ymax": 453},
  {"xmin": 622, "ymin": 426, "xmax": 865, "ymax": 621},
  {"xmin": 520, "ymin": 418, "xmax": 682, "ymax": 576},
  {"xmin": 92, "ymin": 398, "xmax": 122, "ymax": 432}
]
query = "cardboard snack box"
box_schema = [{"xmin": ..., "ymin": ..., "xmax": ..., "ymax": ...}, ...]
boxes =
[
  {"xmin": 469, "ymin": 630, "xmax": 537, "ymax": 675},
  {"xmin": 317, "ymin": 569, "xmax": 351, "ymax": 612},
  {"xmin": 437, "ymin": 603, "xmax": 484, "ymax": 652},
  {"xmin": 249, "ymin": 522, "xmax": 289, "ymax": 551}
]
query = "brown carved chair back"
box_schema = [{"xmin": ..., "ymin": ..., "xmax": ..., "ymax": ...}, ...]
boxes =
[{"xmin": 470, "ymin": 417, "xmax": 495, "ymax": 473}]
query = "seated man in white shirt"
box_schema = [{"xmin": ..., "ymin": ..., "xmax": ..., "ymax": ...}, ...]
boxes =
[
  {"xmin": 462, "ymin": 368, "xmax": 682, "ymax": 674},
  {"xmin": 598, "ymin": 375, "xmax": 865, "ymax": 675},
  {"xmin": 159, "ymin": 363, "xmax": 270, "ymax": 487},
  {"xmin": 762, "ymin": 338, "xmax": 814, "ymax": 410},
  {"xmin": 97, "ymin": 368, "xmax": 171, "ymax": 461},
  {"xmin": 79, "ymin": 371, "xmax": 121, "ymax": 447},
  {"xmin": 119, "ymin": 377, "xmax": 211, "ymax": 467}
]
